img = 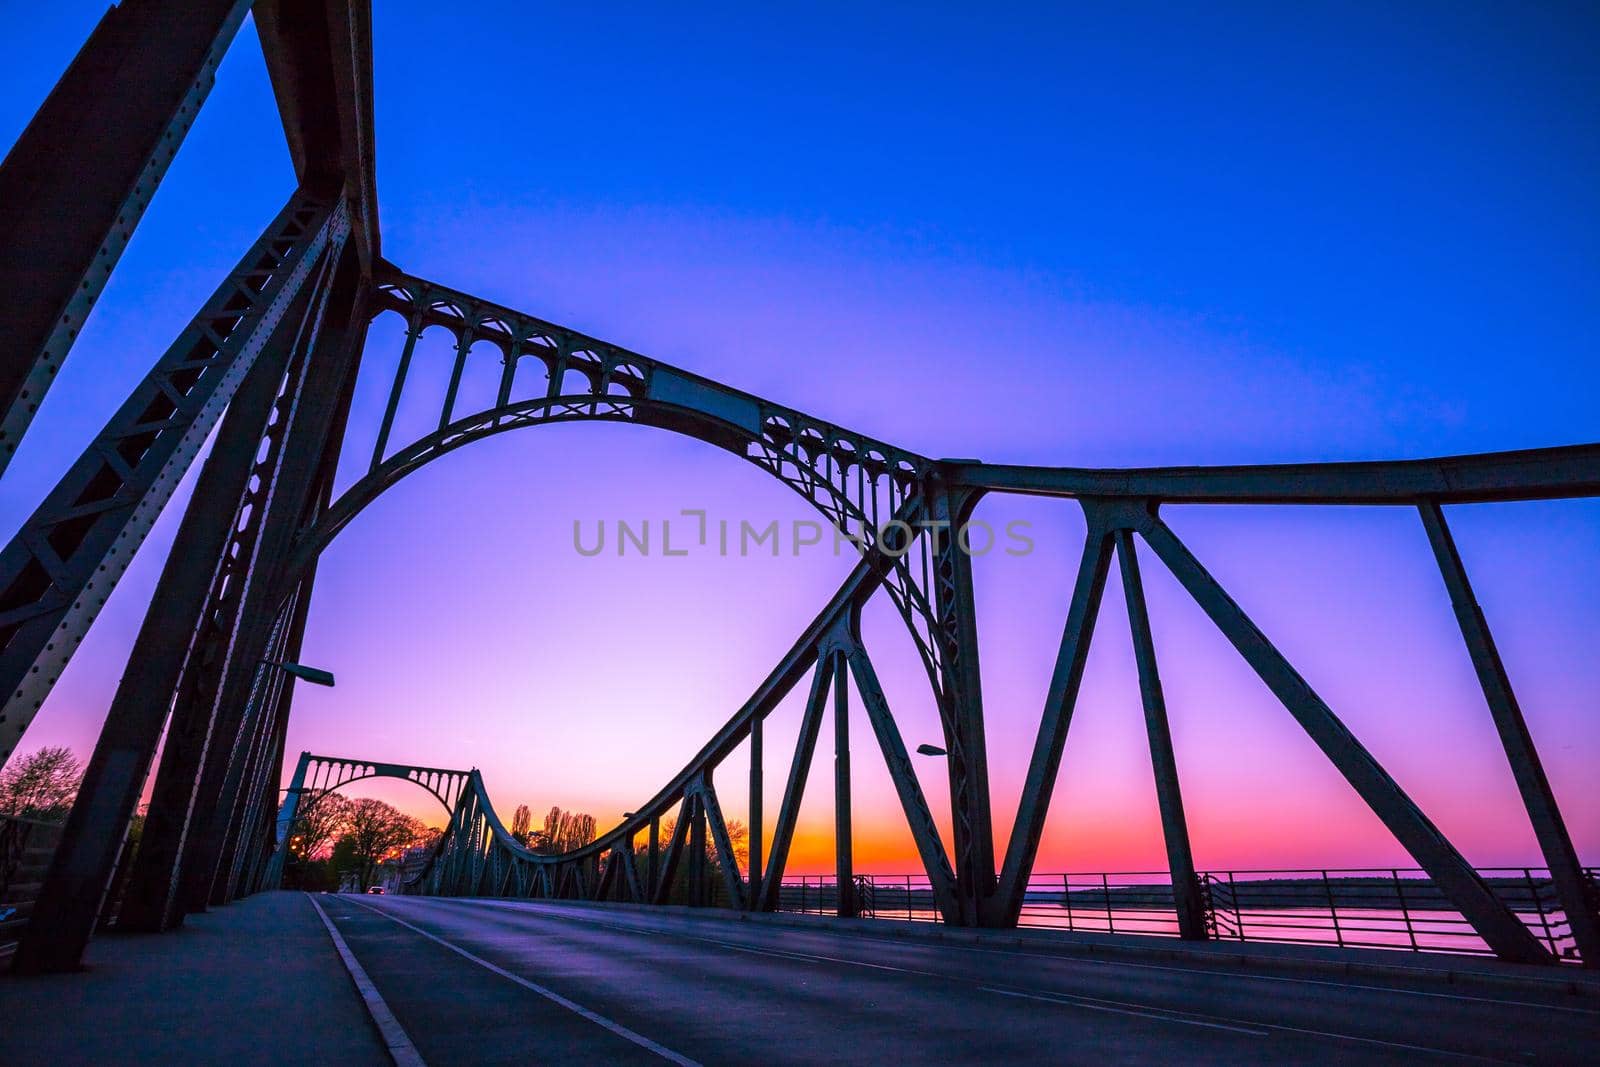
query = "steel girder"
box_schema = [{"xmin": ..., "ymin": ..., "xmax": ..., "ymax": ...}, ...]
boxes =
[
  {"xmin": 0, "ymin": 0, "xmax": 252, "ymax": 478},
  {"xmin": 8, "ymin": 191, "xmax": 350, "ymax": 971},
  {"xmin": 111, "ymin": 213, "xmax": 354, "ymax": 932},
  {"xmin": 178, "ymin": 246, "xmax": 372, "ymax": 916},
  {"xmin": 0, "ymin": 190, "xmax": 347, "ymax": 766}
]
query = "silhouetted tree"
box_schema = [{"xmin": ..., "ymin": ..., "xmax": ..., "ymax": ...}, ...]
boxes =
[
  {"xmin": 0, "ymin": 746, "xmax": 82, "ymax": 820},
  {"xmin": 536, "ymin": 806, "xmax": 596, "ymax": 854},
  {"xmin": 339, "ymin": 797, "xmax": 430, "ymax": 890},
  {"xmin": 289, "ymin": 792, "xmax": 355, "ymax": 862},
  {"xmin": 511, "ymin": 803, "xmax": 532, "ymax": 845}
]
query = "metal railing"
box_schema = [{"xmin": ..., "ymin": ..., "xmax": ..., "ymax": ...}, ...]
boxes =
[{"xmin": 775, "ymin": 866, "xmax": 1598, "ymax": 964}]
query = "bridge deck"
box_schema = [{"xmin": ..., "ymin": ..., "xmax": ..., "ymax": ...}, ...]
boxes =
[
  {"xmin": 5, "ymin": 892, "xmax": 1597, "ymax": 1063},
  {"xmin": 326, "ymin": 896, "xmax": 1596, "ymax": 1065}
]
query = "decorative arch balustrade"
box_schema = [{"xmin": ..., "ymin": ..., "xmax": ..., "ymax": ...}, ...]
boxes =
[{"xmin": 261, "ymin": 752, "xmax": 471, "ymax": 889}]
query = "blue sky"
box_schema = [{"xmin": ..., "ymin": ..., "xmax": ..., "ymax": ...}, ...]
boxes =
[{"xmin": 1, "ymin": 2, "xmax": 1595, "ymax": 872}]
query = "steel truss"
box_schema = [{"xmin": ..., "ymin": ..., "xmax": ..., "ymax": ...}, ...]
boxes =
[
  {"xmin": 260, "ymin": 751, "xmax": 472, "ymax": 890},
  {"xmin": 1, "ymin": 0, "xmax": 1595, "ymax": 976}
]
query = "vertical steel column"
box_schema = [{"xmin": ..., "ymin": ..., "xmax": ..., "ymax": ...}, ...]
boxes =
[
  {"xmin": 1115, "ymin": 530, "xmax": 1207, "ymax": 940},
  {"xmin": 215, "ymin": 579, "xmax": 315, "ymax": 904},
  {"xmin": 118, "ymin": 233, "xmax": 355, "ymax": 930},
  {"xmin": 1419, "ymin": 500, "xmax": 1600, "ymax": 966},
  {"xmin": 206, "ymin": 604, "xmax": 294, "ymax": 902},
  {"xmin": 370, "ymin": 317, "xmax": 421, "ymax": 469},
  {"xmin": 228, "ymin": 665, "xmax": 293, "ymax": 899},
  {"xmin": 748, "ymin": 713, "xmax": 763, "ymax": 910},
  {"xmin": 687, "ymin": 794, "xmax": 707, "ymax": 907},
  {"xmin": 833, "ymin": 651, "xmax": 855, "ymax": 918},
  {"xmin": 647, "ymin": 817, "xmax": 660, "ymax": 903},
  {"xmin": 0, "ymin": 0, "xmax": 251, "ymax": 474},
  {"xmin": 262, "ymin": 751, "xmax": 314, "ymax": 890},
  {"xmin": 115, "ymin": 253, "xmax": 335, "ymax": 931},
  {"xmin": 927, "ymin": 481, "xmax": 998, "ymax": 925}
]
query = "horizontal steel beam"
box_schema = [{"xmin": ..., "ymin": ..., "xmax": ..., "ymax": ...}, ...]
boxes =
[{"xmin": 946, "ymin": 443, "xmax": 1600, "ymax": 505}]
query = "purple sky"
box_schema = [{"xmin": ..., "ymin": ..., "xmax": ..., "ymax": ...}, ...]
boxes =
[{"xmin": 1, "ymin": 3, "xmax": 1595, "ymax": 875}]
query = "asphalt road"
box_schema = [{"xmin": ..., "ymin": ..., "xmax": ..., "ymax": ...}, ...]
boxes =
[{"xmin": 316, "ymin": 895, "xmax": 1599, "ymax": 1065}]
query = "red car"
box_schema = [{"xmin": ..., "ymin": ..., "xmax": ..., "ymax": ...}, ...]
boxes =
[{"xmin": 366, "ymin": 886, "xmax": 385, "ymax": 894}]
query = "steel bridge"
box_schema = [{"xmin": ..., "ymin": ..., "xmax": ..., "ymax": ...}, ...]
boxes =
[{"xmin": 1, "ymin": 0, "xmax": 1595, "ymax": 979}]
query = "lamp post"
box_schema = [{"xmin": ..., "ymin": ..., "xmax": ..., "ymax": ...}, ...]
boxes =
[{"xmin": 264, "ymin": 659, "xmax": 336, "ymax": 687}]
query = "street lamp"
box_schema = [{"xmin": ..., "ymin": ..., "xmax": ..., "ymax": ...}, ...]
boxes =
[
  {"xmin": 265, "ymin": 659, "xmax": 336, "ymax": 687},
  {"xmin": 915, "ymin": 743, "xmax": 947, "ymax": 757}
]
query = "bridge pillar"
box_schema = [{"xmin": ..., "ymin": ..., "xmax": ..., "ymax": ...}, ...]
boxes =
[
  {"xmin": 927, "ymin": 480, "xmax": 999, "ymax": 926},
  {"xmin": 833, "ymin": 652, "xmax": 855, "ymax": 918},
  {"xmin": 688, "ymin": 794, "xmax": 708, "ymax": 906}
]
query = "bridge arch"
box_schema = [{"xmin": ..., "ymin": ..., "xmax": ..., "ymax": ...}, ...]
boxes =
[
  {"xmin": 267, "ymin": 752, "xmax": 474, "ymax": 882},
  {"xmin": 309, "ymin": 275, "xmax": 931, "ymax": 566},
  {"xmin": 284, "ymin": 272, "xmax": 957, "ymax": 699}
]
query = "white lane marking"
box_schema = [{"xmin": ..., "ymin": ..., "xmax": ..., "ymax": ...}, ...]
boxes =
[
  {"xmin": 982, "ymin": 987, "xmax": 1268, "ymax": 1036},
  {"xmin": 453, "ymin": 900, "xmax": 1520, "ymax": 1060},
  {"xmin": 346, "ymin": 897, "xmax": 700, "ymax": 1067},
  {"xmin": 309, "ymin": 894, "xmax": 428, "ymax": 1067},
  {"xmin": 478, "ymin": 898, "xmax": 1599, "ymax": 1017}
]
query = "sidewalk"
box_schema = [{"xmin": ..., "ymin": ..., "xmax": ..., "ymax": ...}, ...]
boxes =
[{"xmin": 1, "ymin": 891, "xmax": 388, "ymax": 1065}]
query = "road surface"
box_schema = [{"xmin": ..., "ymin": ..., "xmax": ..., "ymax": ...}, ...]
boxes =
[{"xmin": 316, "ymin": 895, "xmax": 1599, "ymax": 1065}]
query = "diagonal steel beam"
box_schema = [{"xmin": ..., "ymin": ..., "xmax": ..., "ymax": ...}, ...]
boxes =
[
  {"xmin": 1137, "ymin": 509, "xmax": 1551, "ymax": 964},
  {"xmin": 695, "ymin": 778, "xmax": 747, "ymax": 909},
  {"xmin": 842, "ymin": 631, "xmax": 959, "ymax": 923},
  {"xmin": 1115, "ymin": 529, "xmax": 1207, "ymax": 940},
  {"xmin": 761, "ymin": 657, "xmax": 832, "ymax": 911},
  {"xmin": 0, "ymin": 0, "xmax": 252, "ymax": 475},
  {"xmin": 618, "ymin": 840, "xmax": 646, "ymax": 904},
  {"xmin": 0, "ymin": 190, "xmax": 345, "ymax": 768},
  {"xmin": 1419, "ymin": 499, "xmax": 1600, "ymax": 966},
  {"xmin": 652, "ymin": 795, "xmax": 693, "ymax": 905},
  {"xmin": 990, "ymin": 514, "xmax": 1116, "ymax": 926}
]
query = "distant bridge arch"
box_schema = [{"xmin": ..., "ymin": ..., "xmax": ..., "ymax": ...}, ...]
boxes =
[{"xmin": 262, "ymin": 752, "xmax": 473, "ymax": 888}]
